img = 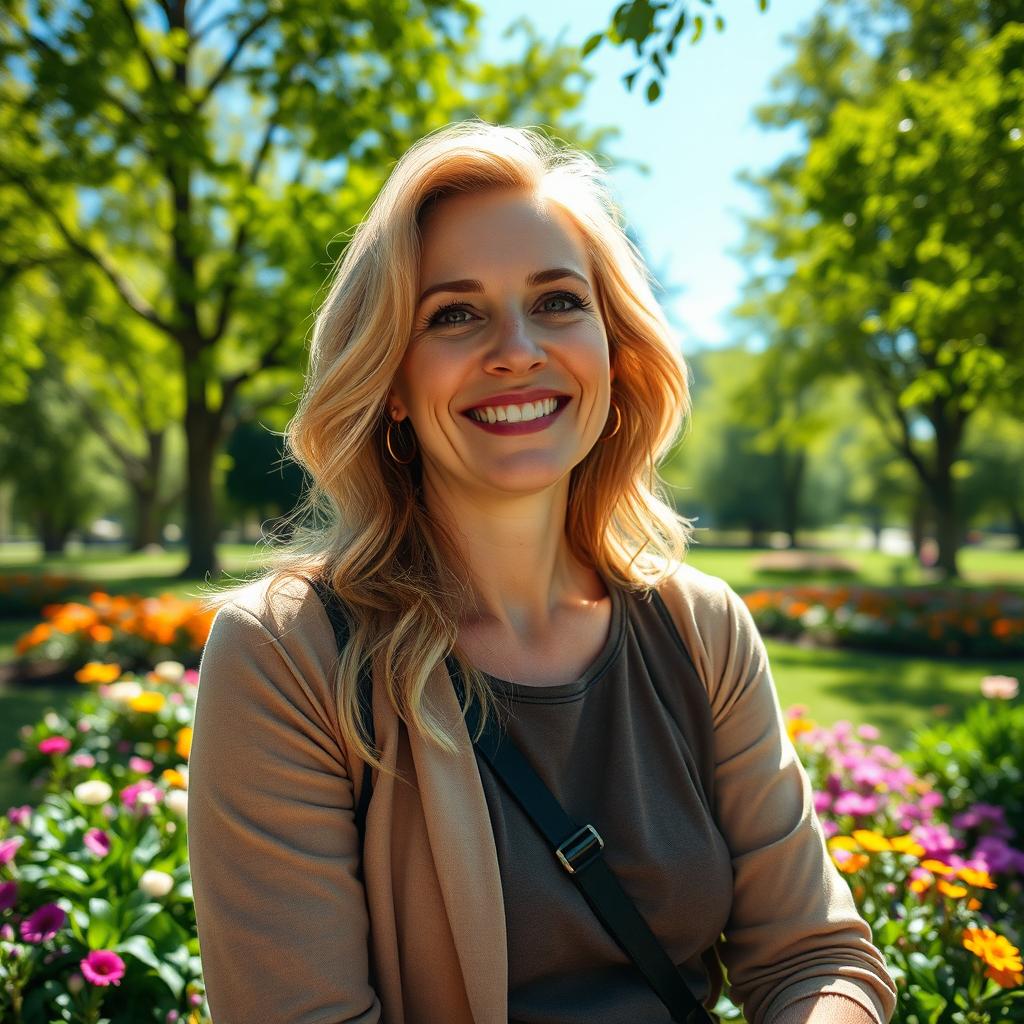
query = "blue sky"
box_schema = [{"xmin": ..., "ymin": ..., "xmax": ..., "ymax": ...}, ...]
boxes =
[{"xmin": 479, "ymin": 0, "xmax": 824, "ymax": 351}]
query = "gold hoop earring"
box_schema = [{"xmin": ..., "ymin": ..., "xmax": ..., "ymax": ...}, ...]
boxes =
[
  {"xmin": 385, "ymin": 418, "xmax": 417, "ymax": 464},
  {"xmin": 599, "ymin": 400, "xmax": 622, "ymax": 441}
]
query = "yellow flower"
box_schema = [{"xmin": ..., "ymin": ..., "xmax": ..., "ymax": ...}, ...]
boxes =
[
  {"xmin": 828, "ymin": 836, "xmax": 860, "ymax": 851},
  {"xmin": 920, "ymin": 859, "xmax": 957, "ymax": 877},
  {"xmin": 962, "ymin": 928, "xmax": 1024, "ymax": 988},
  {"xmin": 937, "ymin": 879, "xmax": 968, "ymax": 899},
  {"xmin": 787, "ymin": 718, "xmax": 814, "ymax": 743},
  {"xmin": 957, "ymin": 866, "xmax": 997, "ymax": 889},
  {"xmin": 852, "ymin": 829, "xmax": 893, "ymax": 852},
  {"xmin": 176, "ymin": 726, "xmax": 193, "ymax": 760},
  {"xmin": 75, "ymin": 661, "xmax": 122, "ymax": 684},
  {"xmin": 129, "ymin": 691, "xmax": 166, "ymax": 713},
  {"xmin": 890, "ymin": 835, "xmax": 926, "ymax": 857},
  {"xmin": 162, "ymin": 768, "xmax": 187, "ymax": 789}
]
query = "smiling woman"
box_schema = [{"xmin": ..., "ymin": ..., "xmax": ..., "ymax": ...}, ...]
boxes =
[{"xmin": 186, "ymin": 120, "xmax": 897, "ymax": 1024}]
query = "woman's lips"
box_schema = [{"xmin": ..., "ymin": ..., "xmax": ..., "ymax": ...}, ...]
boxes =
[{"xmin": 462, "ymin": 397, "xmax": 570, "ymax": 435}]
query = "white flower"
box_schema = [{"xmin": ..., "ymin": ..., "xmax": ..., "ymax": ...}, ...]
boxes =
[
  {"xmin": 74, "ymin": 780, "xmax": 113, "ymax": 806},
  {"xmin": 44, "ymin": 711, "xmax": 62, "ymax": 730},
  {"xmin": 980, "ymin": 675, "xmax": 1019, "ymax": 700},
  {"xmin": 139, "ymin": 869, "xmax": 175, "ymax": 898},
  {"xmin": 153, "ymin": 661, "xmax": 185, "ymax": 684},
  {"xmin": 105, "ymin": 681, "xmax": 143, "ymax": 703},
  {"xmin": 137, "ymin": 789, "xmax": 159, "ymax": 807},
  {"xmin": 165, "ymin": 789, "xmax": 188, "ymax": 816}
]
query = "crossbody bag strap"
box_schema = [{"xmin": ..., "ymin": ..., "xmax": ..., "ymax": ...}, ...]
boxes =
[
  {"xmin": 448, "ymin": 657, "xmax": 715, "ymax": 1024},
  {"xmin": 306, "ymin": 576, "xmax": 376, "ymax": 874}
]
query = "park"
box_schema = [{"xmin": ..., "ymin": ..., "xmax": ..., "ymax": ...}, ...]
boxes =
[{"xmin": 1, "ymin": 0, "xmax": 1022, "ymax": 1022}]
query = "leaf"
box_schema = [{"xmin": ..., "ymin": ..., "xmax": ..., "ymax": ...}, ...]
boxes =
[
  {"xmin": 623, "ymin": 68, "xmax": 641, "ymax": 91},
  {"xmin": 582, "ymin": 32, "xmax": 604, "ymax": 57},
  {"xmin": 759, "ymin": 0, "xmax": 768, "ymax": 10},
  {"xmin": 647, "ymin": 79, "xmax": 661, "ymax": 103},
  {"xmin": 715, "ymin": 15, "xmax": 725, "ymax": 32},
  {"xmin": 86, "ymin": 897, "xmax": 116, "ymax": 949},
  {"xmin": 692, "ymin": 15, "xmax": 704, "ymax": 44}
]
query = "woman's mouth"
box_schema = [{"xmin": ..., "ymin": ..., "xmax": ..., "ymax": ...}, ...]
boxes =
[{"xmin": 462, "ymin": 396, "xmax": 571, "ymax": 435}]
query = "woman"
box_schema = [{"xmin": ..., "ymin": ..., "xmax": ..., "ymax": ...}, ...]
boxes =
[{"xmin": 187, "ymin": 120, "xmax": 897, "ymax": 1024}]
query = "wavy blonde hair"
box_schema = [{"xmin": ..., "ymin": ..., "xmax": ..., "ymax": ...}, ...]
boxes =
[{"xmin": 204, "ymin": 119, "xmax": 695, "ymax": 784}]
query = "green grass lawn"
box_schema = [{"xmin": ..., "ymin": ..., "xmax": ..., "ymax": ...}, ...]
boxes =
[{"xmin": 1, "ymin": 537, "xmax": 1021, "ymax": 810}]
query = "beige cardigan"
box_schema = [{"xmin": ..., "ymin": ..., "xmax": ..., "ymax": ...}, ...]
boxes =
[{"xmin": 187, "ymin": 562, "xmax": 897, "ymax": 1024}]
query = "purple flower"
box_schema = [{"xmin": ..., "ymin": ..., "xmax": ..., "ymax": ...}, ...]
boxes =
[
  {"xmin": 38, "ymin": 736, "xmax": 71, "ymax": 756},
  {"xmin": 20, "ymin": 902, "xmax": 66, "ymax": 943},
  {"xmin": 6, "ymin": 805, "xmax": 31, "ymax": 827},
  {"xmin": 912, "ymin": 823, "xmax": 961, "ymax": 859},
  {"xmin": 0, "ymin": 880, "xmax": 17, "ymax": 911},
  {"xmin": 80, "ymin": 949, "xmax": 126, "ymax": 987},
  {"xmin": 0, "ymin": 836, "xmax": 25, "ymax": 866},
  {"xmin": 83, "ymin": 828, "xmax": 110, "ymax": 858},
  {"xmin": 952, "ymin": 803, "xmax": 1013, "ymax": 839},
  {"xmin": 971, "ymin": 836, "xmax": 1024, "ymax": 874}
]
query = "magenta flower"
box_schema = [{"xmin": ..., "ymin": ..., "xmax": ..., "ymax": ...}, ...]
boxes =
[
  {"xmin": 183, "ymin": 669, "xmax": 199, "ymax": 685},
  {"xmin": 120, "ymin": 779, "xmax": 164, "ymax": 815},
  {"xmin": 833, "ymin": 792, "xmax": 881, "ymax": 817},
  {"xmin": 7, "ymin": 805, "xmax": 31, "ymax": 827},
  {"xmin": 0, "ymin": 880, "xmax": 17, "ymax": 911},
  {"xmin": 83, "ymin": 828, "xmax": 110, "ymax": 858},
  {"xmin": 20, "ymin": 902, "xmax": 66, "ymax": 943},
  {"xmin": 0, "ymin": 923, "xmax": 13, "ymax": 941},
  {"xmin": 813, "ymin": 791, "xmax": 833, "ymax": 814},
  {"xmin": 0, "ymin": 836, "xmax": 25, "ymax": 865},
  {"xmin": 80, "ymin": 949, "xmax": 126, "ymax": 987},
  {"xmin": 38, "ymin": 736, "xmax": 71, "ymax": 756}
]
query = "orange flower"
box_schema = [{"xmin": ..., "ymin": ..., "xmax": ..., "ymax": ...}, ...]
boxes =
[
  {"xmin": 957, "ymin": 866, "xmax": 997, "ymax": 890},
  {"xmin": 176, "ymin": 727, "xmax": 193, "ymax": 760},
  {"xmin": 852, "ymin": 830, "xmax": 892, "ymax": 852},
  {"xmin": 89, "ymin": 624, "xmax": 114, "ymax": 643},
  {"xmin": 162, "ymin": 768, "xmax": 188, "ymax": 788},
  {"xmin": 962, "ymin": 928, "xmax": 1023, "ymax": 988},
  {"xmin": 75, "ymin": 662, "xmax": 122, "ymax": 684},
  {"xmin": 14, "ymin": 623, "xmax": 52, "ymax": 655},
  {"xmin": 909, "ymin": 878, "xmax": 931, "ymax": 894},
  {"xmin": 833, "ymin": 851, "xmax": 870, "ymax": 874},
  {"xmin": 155, "ymin": 739, "xmax": 172, "ymax": 754},
  {"xmin": 828, "ymin": 836, "xmax": 860, "ymax": 851},
  {"xmin": 937, "ymin": 879, "xmax": 968, "ymax": 899}
]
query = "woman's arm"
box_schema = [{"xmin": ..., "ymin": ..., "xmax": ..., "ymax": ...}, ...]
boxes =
[
  {"xmin": 187, "ymin": 598, "xmax": 380, "ymax": 1024},
  {"xmin": 700, "ymin": 579, "xmax": 898, "ymax": 1024}
]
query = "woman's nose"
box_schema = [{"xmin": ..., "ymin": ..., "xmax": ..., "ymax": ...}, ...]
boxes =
[{"xmin": 484, "ymin": 313, "xmax": 547, "ymax": 373}]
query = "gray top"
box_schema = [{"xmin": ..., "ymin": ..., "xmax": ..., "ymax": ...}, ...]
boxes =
[{"xmin": 474, "ymin": 582, "xmax": 735, "ymax": 1023}]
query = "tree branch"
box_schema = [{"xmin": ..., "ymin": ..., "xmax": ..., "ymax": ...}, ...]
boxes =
[
  {"xmin": 116, "ymin": 0, "xmax": 166, "ymax": 95},
  {"xmin": 0, "ymin": 168, "xmax": 177, "ymax": 338},
  {"xmin": 195, "ymin": 10, "xmax": 275, "ymax": 108},
  {"xmin": 61, "ymin": 381, "xmax": 149, "ymax": 485}
]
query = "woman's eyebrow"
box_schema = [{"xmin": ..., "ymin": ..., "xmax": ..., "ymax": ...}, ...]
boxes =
[{"xmin": 416, "ymin": 267, "xmax": 590, "ymax": 306}]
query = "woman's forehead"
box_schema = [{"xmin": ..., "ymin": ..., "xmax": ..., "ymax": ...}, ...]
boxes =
[{"xmin": 417, "ymin": 189, "xmax": 590, "ymax": 285}]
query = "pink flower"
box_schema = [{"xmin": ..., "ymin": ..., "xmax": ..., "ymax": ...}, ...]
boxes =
[
  {"xmin": 813, "ymin": 791, "xmax": 833, "ymax": 814},
  {"xmin": 0, "ymin": 836, "xmax": 25, "ymax": 865},
  {"xmin": 83, "ymin": 828, "xmax": 110, "ymax": 858},
  {"xmin": 0, "ymin": 923, "xmax": 13, "ymax": 941},
  {"xmin": 821, "ymin": 819, "xmax": 839, "ymax": 838},
  {"xmin": 80, "ymin": 949, "xmax": 126, "ymax": 987},
  {"xmin": 980, "ymin": 674, "xmax": 1019, "ymax": 700},
  {"xmin": 20, "ymin": 902, "xmax": 66, "ymax": 943},
  {"xmin": 169, "ymin": 692, "xmax": 184, "ymax": 704},
  {"xmin": 0, "ymin": 880, "xmax": 17, "ymax": 911},
  {"xmin": 7, "ymin": 805, "xmax": 31, "ymax": 827},
  {"xmin": 71, "ymin": 752, "xmax": 96, "ymax": 769},
  {"xmin": 128, "ymin": 756, "xmax": 153, "ymax": 774},
  {"xmin": 833, "ymin": 792, "xmax": 881, "ymax": 817},
  {"xmin": 119, "ymin": 779, "xmax": 164, "ymax": 815},
  {"xmin": 912, "ymin": 823, "xmax": 961, "ymax": 859},
  {"xmin": 183, "ymin": 669, "xmax": 199, "ymax": 685},
  {"xmin": 38, "ymin": 736, "xmax": 71, "ymax": 756},
  {"xmin": 77, "ymin": 720, "xmax": 92, "ymax": 732},
  {"xmin": 857, "ymin": 724, "xmax": 881, "ymax": 741}
]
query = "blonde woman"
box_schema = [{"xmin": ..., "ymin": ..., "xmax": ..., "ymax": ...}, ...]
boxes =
[{"xmin": 186, "ymin": 120, "xmax": 897, "ymax": 1024}]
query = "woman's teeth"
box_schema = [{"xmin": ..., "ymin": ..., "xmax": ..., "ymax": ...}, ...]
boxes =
[{"xmin": 468, "ymin": 397, "xmax": 559, "ymax": 424}]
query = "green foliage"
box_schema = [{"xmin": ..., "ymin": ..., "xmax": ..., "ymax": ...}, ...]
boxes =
[
  {"xmin": 906, "ymin": 700, "xmax": 1024, "ymax": 843},
  {"xmin": 583, "ymin": 0, "xmax": 770, "ymax": 102}
]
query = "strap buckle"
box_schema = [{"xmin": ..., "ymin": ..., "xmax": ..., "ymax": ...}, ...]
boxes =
[{"xmin": 555, "ymin": 823, "xmax": 605, "ymax": 875}]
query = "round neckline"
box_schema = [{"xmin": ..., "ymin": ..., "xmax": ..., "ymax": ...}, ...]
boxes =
[{"xmin": 480, "ymin": 580, "xmax": 625, "ymax": 702}]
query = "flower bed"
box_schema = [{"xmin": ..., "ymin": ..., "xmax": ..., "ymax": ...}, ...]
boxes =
[
  {"xmin": 0, "ymin": 574, "xmax": 85, "ymax": 618},
  {"xmin": 743, "ymin": 584, "xmax": 1024, "ymax": 658},
  {"xmin": 13, "ymin": 594, "xmax": 215, "ymax": 679},
  {"xmin": 1, "ymin": 659, "xmax": 1021, "ymax": 1022}
]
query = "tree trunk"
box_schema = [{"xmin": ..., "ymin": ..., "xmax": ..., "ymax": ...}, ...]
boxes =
[
  {"xmin": 181, "ymin": 398, "xmax": 221, "ymax": 579},
  {"xmin": 1010, "ymin": 499, "xmax": 1024, "ymax": 549},
  {"xmin": 780, "ymin": 448, "xmax": 805, "ymax": 549},
  {"xmin": 129, "ymin": 429, "xmax": 166, "ymax": 550}
]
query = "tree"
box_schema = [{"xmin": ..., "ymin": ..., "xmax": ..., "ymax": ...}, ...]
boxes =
[
  {"xmin": 583, "ymin": 0, "xmax": 772, "ymax": 102},
  {"xmin": 0, "ymin": 1, "xmax": 617, "ymax": 577},
  {"xmin": 730, "ymin": 2, "xmax": 1024, "ymax": 579}
]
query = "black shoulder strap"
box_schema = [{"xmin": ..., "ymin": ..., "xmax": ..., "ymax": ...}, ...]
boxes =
[
  {"xmin": 306, "ymin": 576, "xmax": 375, "ymax": 874},
  {"xmin": 448, "ymin": 657, "xmax": 715, "ymax": 1024}
]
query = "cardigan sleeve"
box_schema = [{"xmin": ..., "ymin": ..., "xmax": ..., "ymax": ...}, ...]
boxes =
[
  {"xmin": 703, "ymin": 579, "xmax": 898, "ymax": 1024},
  {"xmin": 186, "ymin": 599, "xmax": 381, "ymax": 1024}
]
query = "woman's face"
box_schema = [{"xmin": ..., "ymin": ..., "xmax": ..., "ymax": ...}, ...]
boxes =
[{"xmin": 389, "ymin": 188, "xmax": 614, "ymax": 500}]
